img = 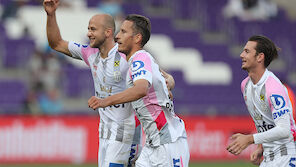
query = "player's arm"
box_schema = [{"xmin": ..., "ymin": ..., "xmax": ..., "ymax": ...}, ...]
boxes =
[
  {"xmin": 43, "ymin": 0, "xmax": 77, "ymax": 58},
  {"xmin": 252, "ymin": 109, "xmax": 291, "ymax": 144},
  {"xmin": 88, "ymin": 79, "xmax": 149, "ymax": 109}
]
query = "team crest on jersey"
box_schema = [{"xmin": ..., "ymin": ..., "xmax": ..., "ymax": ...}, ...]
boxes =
[
  {"xmin": 260, "ymin": 94, "xmax": 265, "ymax": 101},
  {"xmin": 114, "ymin": 61, "xmax": 120, "ymax": 67},
  {"xmin": 270, "ymin": 94, "xmax": 286, "ymax": 110}
]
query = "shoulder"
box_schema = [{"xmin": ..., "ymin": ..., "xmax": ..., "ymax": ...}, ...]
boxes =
[
  {"xmin": 81, "ymin": 45, "xmax": 99, "ymax": 56},
  {"xmin": 133, "ymin": 50, "xmax": 152, "ymax": 60},
  {"xmin": 265, "ymin": 74, "xmax": 285, "ymax": 94}
]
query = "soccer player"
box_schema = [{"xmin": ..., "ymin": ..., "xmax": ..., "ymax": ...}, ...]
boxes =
[
  {"xmin": 226, "ymin": 35, "xmax": 296, "ymax": 167},
  {"xmin": 43, "ymin": 1, "xmax": 175, "ymax": 166},
  {"xmin": 88, "ymin": 14, "xmax": 190, "ymax": 167}
]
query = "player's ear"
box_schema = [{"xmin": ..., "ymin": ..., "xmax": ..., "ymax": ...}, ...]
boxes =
[
  {"xmin": 105, "ymin": 28, "xmax": 113, "ymax": 38},
  {"xmin": 134, "ymin": 33, "xmax": 142, "ymax": 46},
  {"xmin": 257, "ymin": 52, "xmax": 264, "ymax": 64}
]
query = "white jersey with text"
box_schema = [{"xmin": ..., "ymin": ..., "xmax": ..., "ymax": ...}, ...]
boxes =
[
  {"xmin": 127, "ymin": 50, "xmax": 187, "ymax": 147},
  {"xmin": 241, "ymin": 69, "xmax": 296, "ymax": 161},
  {"xmin": 68, "ymin": 42, "xmax": 141, "ymax": 144}
]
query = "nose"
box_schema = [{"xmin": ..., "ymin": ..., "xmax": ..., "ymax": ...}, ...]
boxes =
[
  {"xmin": 239, "ymin": 52, "xmax": 244, "ymax": 59},
  {"xmin": 87, "ymin": 30, "xmax": 91, "ymax": 38},
  {"xmin": 115, "ymin": 32, "xmax": 120, "ymax": 41}
]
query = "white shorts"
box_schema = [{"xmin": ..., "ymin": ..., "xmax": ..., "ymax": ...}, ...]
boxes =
[
  {"xmin": 98, "ymin": 138, "xmax": 142, "ymax": 167},
  {"xmin": 135, "ymin": 137, "xmax": 190, "ymax": 167},
  {"xmin": 260, "ymin": 154, "xmax": 296, "ymax": 167}
]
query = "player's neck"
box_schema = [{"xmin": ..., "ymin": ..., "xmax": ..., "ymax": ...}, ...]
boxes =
[
  {"xmin": 248, "ymin": 67, "xmax": 266, "ymax": 85},
  {"xmin": 99, "ymin": 40, "xmax": 115, "ymax": 59},
  {"xmin": 126, "ymin": 46, "xmax": 143, "ymax": 61}
]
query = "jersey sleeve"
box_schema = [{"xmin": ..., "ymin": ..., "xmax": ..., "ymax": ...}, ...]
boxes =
[
  {"xmin": 68, "ymin": 41, "xmax": 99, "ymax": 67},
  {"xmin": 130, "ymin": 52, "xmax": 153, "ymax": 84},
  {"xmin": 253, "ymin": 77, "xmax": 293, "ymax": 144}
]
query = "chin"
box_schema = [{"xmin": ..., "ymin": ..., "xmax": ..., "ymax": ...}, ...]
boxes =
[{"xmin": 118, "ymin": 48, "xmax": 126, "ymax": 54}]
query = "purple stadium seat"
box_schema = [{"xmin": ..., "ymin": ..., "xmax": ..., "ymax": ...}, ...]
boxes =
[
  {"xmin": 62, "ymin": 64, "xmax": 94, "ymax": 98},
  {"xmin": 87, "ymin": 0, "xmax": 101, "ymax": 7},
  {"xmin": 3, "ymin": 37, "xmax": 35, "ymax": 68},
  {"xmin": 0, "ymin": 79, "xmax": 27, "ymax": 113}
]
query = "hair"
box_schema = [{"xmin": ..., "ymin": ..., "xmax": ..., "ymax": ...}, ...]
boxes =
[
  {"xmin": 248, "ymin": 35, "xmax": 279, "ymax": 67},
  {"xmin": 125, "ymin": 14, "xmax": 151, "ymax": 47}
]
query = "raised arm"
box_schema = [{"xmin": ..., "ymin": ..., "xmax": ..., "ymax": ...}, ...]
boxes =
[{"xmin": 43, "ymin": 0, "xmax": 73, "ymax": 57}]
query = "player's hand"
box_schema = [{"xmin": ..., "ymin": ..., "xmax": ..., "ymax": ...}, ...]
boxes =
[
  {"xmin": 168, "ymin": 90, "xmax": 173, "ymax": 100},
  {"xmin": 88, "ymin": 96, "xmax": 109, "ymax": 110},
  {"xmin": 226, "ymin": 133, "xmax": 254, "ymax": 155},
  {"xmin": 250, "ymin": 145, "xmax": 263, "ymax": 165},
  {"xmin": 43, "ymin": 0, "xmax": 59, "ymax": 16}
]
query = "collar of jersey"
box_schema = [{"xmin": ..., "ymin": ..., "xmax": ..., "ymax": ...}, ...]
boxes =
[
  {"xmin": 100, "ymin": 43, "xmax": 119, "ymax": 61},
  {"xmin": 253, "ymin": 69, "xmax": 269, "ymax": 87}
]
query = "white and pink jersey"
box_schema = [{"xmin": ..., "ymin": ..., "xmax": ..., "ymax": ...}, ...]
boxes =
[
  {"xmin": 241, "ymin": 69, "xmax": 296, "ymax": 160},
  {"xmin": 68, "ymin": 42, "xmax": 141, "ymax": 144},
  {"xmin": 127, "ymin": 50, "xmax": 187, "ymax": 147}
]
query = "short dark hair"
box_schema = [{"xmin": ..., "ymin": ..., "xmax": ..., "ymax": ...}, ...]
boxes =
[
  {"xmin": 125, "ymin": 14, "xmax": 151, "ymax": 47},
  {"xmin": 248, "ymin": 35, "xmax": 279, "ymax": 67}
]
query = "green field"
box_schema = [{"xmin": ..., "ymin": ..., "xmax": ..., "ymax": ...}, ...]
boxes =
[{"xmin": 0, "ymin": 161, "xmax": 257, "ymax": 167}]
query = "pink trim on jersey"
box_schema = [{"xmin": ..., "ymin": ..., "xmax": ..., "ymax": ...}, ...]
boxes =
[
  {"xmin": 290, "ymin": 117, "xmax": 296, "ymax": 141},
  {"xmin": 142, "ymin": 85, "xmax": 167, "ymax": 131},
  {"xmin": 133, "ymin": 52, "xmax": 152, "ymax": 73},
  {"xmin": 180, "ymin": 156, "xmax": 184, "ymax": 167},
  {"xmin": 81, "ymin": 47, "xmax": 98, "ymax": 67},
  {"xmin": 265, "ymin": 76, "xmax": 290, "ymax": 110},
  {"xmin": 155, "ymin": 111, "xmax": 167, "ymax": 130},
  {"xmin": 119, "ymin": 52, "xmax": 126, "ymax": 61},
  {"xmin": 135, "ymin": 115, "xmax": 140, "ymax": 127},
  {"xmin": 241, "ymin": 76, "xmax": 249, "ymax": 93}
]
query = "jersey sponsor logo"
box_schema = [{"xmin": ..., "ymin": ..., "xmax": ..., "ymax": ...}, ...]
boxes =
[
  {"xmin": 252, "ymin": 112, "xmax": 262, "ymax": 120},
  {"xmin": 131, "ymin": 70, "xmax": 147, "ymax": 79},
  {"xmin": 173, "ymin": 157, "xmax": 182, "ymax": 167},
  {"xmin": 256, "ymin": 121, "xmax": 274, "ymax": 133},
  {"xmin": 74, "ymin": 43, "xmax": 80, "ymax": 47},
  {"xmin": 109, "ymin": 163, "xmax": 124, "ymax": 167},
  {"xmin": 273, "ymin": 109, "xmax": 290, "ymax": 120},
  {"xmin": 270, "ymin": 94, "xmax": 286, "ymax": 110},
  {"xmin": 74, "ymin": 43, "xmax": 88, "ymax": 48},
  {"xmin": 128, "ymin": 144, "xmax": 137, "ymax": 166},
  {"xmin": 132, "ymin": 61, "xmax": 144, "ymax": 72},
  {"xmin": 99, "ymin": 84, "xmax": 112, "ymax": 93}
]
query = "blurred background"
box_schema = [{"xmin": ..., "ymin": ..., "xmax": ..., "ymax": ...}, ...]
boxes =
[{"xmin": 0, "ymin": 0, "xmax": 296, "ymax": 166}]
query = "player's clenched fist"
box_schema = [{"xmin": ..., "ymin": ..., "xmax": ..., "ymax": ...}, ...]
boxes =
[
  {"xmin": 88, "ymin": 96, "xmax": 109, "ymax": 110},
  {"xmin": 43, "ymin": 0, "xmax": 59, "ymax": 15}
]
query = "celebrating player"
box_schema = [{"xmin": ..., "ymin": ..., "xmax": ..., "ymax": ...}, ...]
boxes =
[
  {"xmin": 88, "ymin": 14, "xmax": 190, "ymax": 167},
  {"xmin": 227, "ymin": 35, "xmax": 296, "ymax": 167},
  {"xmin": 44, "ymin": 0, "xmax": 143, "ymax": 166}
]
